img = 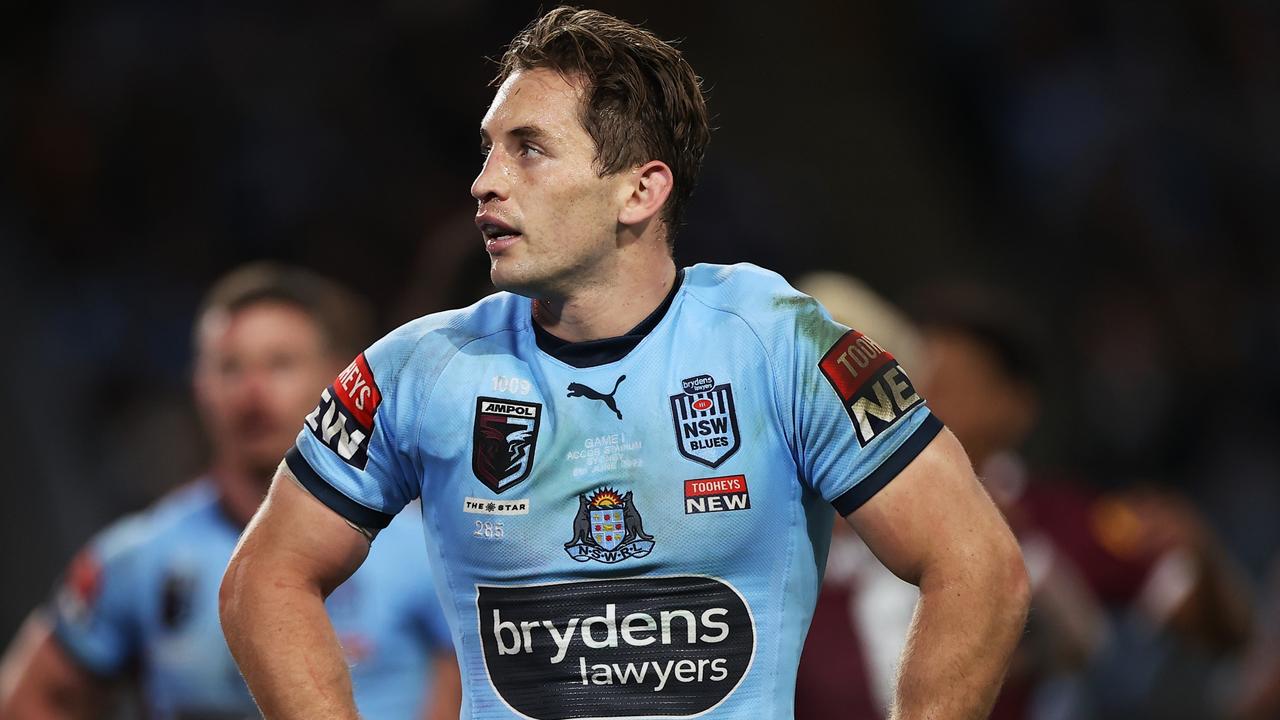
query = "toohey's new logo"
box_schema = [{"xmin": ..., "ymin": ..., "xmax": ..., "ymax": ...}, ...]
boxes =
[{"xmin": 478, "ymin": 576, "xmax": 755, "ymax": 719}]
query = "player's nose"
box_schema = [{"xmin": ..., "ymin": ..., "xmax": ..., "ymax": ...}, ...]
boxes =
[
  {"xmin": 231, "ymin": 365, "xmax": 272, "ymax": 404},
  {"xmin": 471, "ymin": 151, "xmax": 510, "ymax": 203}
]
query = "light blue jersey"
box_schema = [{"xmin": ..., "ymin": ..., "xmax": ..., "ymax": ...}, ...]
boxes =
[
  {"xmin": 289, "ymin": 263, "xmax": 942, "ymax": 720},
  {"xmin": 52, "ymin": 479, "xmax": 451, "ymax": 720}
]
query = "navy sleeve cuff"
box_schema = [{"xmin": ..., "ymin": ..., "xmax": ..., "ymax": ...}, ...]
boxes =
[
  {"xmin": 285, "ymin": 446, "xmax": 394, "ymax": 530},
  {"xmin": 832, "ymin": 413, "xmax": 945, "ymax": 517}
]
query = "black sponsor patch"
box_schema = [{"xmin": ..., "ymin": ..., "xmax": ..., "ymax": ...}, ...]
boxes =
[
  {"xmin": 477, "ymin": 576, "xmax": 755, "ymax": 719},
  {"xmin": 472, "ymin": 397, "xmax": 542, "ymax": 493},
  {"xmin": 669, "ymin": 375, "xmax": 741, "ymax": 468},
  {"xmin": 160, "ymin": 568, "xmax": 196, "ymax": 630}
]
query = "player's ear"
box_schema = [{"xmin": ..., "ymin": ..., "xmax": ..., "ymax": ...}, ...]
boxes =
[{"xmin": 617, "ymin": 160, "xmax": 673, "ymax": 226}]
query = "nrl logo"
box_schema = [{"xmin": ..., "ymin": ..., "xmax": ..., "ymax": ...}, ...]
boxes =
[
  {"xmin": 472, "ymin": 397, "xmax": 542, "ymax": 494},
  {"xmin": 564, "ymin": 488, "xmax": 655, "ymax": 564}
]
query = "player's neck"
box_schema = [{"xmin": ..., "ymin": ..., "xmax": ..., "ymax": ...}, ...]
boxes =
[
  {"xmin": 210, "ymin": 460, "xmax": 273, "ymax": 527},
  {"xmin": 533, "ymin": 254, "xmax": 678, "ymax": 343}
]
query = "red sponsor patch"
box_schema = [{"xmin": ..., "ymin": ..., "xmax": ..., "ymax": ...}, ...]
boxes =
[
  {"xmin": 684, "ymin": 475, "xmax": 747, "ymax": 497},
  {"xmin": 67, "ymin": 550, "xmax": 102, "ymax": 605},
  {"xmin": 59, "ymin": 549, "xmax": 102, "ymax": 623},
  {"xmin": 332, "ymin": 353, "xmax": 382, "ymax": 430},
  {"xmin": 818, "ymin": 330, "xmax": 894, "ymax": 402},
  {"xmin": 684, "ymin": 475, "xmax": 751, "ymax": 514}
]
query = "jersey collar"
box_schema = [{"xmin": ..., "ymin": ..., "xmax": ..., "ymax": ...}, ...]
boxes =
[{"xmin": 532, "ymin": 268, "xmax": 685, "ymax": 368}]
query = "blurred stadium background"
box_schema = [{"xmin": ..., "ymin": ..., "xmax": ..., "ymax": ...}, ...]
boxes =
[{"xmin": 2, "ymin": 0, "xmax": 1277, "ymax": 717}]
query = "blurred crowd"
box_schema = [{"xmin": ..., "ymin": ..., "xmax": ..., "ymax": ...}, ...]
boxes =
[{"xmin": 2, "ymin": 1, "xmax": 1277, "ymax": 718}]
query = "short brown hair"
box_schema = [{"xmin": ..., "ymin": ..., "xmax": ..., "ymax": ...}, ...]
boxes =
[
  {"xmin": 496, "ymin": 6, "xmax": 712, "ymax": 240},
  {"xmin": 195, "ymin": 262, "xmax": 375, "ymax": 360}
]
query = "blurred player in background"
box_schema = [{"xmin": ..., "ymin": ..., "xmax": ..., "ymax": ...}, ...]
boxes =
[
  {"xmin": 795, "ymin": 275, "xmax": 1102, "ymax": 720},
  {"xmin": 1233, "ymin": 556, "xmax": 1280, "ymax": 719},
  {"xmin": 914, "ymin": 284, "xmax": 1253, "ymax": 719},
  {"xmin": 908, "ymin": 285, "xmax": 1107, "ymax": 719},
  {"xmin": 0, "ymin": 264, "xmax": 460, "ymax": 720},
  {"xmin": 796, "ymin": 274, "xmax": 1223, "ymax": 720}
]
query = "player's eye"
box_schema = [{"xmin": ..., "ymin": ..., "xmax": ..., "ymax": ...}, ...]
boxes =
[
  {"xmin": 218, "ymin": 359, "xmax": 242, "ymax": 378},
  {"xmin": 269, "ymin": 353, "xmax": 300, "ymax": 372},
  {"xmin": 479, "ymin": 144, "xmax": 492, "ymax": 158},
  {"xmin": 519, "ymin": 143, "xmax": 543, "ymax": 158}
]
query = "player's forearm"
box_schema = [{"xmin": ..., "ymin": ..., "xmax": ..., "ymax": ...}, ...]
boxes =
[
  {"xmin": 219, "ymin": 553, "xmax": 359, "ymax": 720},
  {"xmin": 890, "ymin": 541, "xmax": 1030, "ymax": 720},
  {"xmin": 0, "ymin": 681, "xmax": 99, "ymax": 720}
]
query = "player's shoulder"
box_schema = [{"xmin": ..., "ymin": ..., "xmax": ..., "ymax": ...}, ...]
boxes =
[
  {"xmin": 363, "ymin": 292, "xmax": 528, "ymax": 380},
  {"xmin": 683, "ymin": 262, "xmax": 844, "ymax": 342},
  {"xmin": 84, "ymin": 480, "xmax": 223, "ymax": 565},
  {"xmin": 685, "ymin": 262, "xmax": 816, "ymax": 314}
]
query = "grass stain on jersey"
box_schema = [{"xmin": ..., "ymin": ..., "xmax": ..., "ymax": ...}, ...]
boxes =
[{"xmin": 774, "ymin": 293, "xmax": 852, "ymax": 398}]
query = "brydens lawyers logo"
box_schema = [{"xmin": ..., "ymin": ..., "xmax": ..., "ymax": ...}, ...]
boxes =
[
  {"xmin": 305, "ymin": 353, "xmax": 381, "ymax": 469},
  {"xmin": 472, "ymin": 397, "xmax": 541, "ymax": 493},
  {"xmin": 818, "ymin": 330, "xmax": 923, "ymax": 446},
  {"xmin": 670, "ymin": 374, "xmax": 741, "ymax": 468},
  {"xmin": 564, "ymin": 488, "xmax": 655, "ymax": 564},
  {"xmin": 684, "ymin": 475, "xmax": 750, "ymax": 514},
  {"xmin": 478, "ymin": 576, "xmax": 755, "ymax": 719}
]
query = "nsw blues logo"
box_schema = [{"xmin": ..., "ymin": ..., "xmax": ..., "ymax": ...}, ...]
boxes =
[
  {"xmin": 472, "ymin": 397, "xmax": 542, "ymax": 493},
  {"xmin": 669, "ymin": 374, "xmax": 741, "ymax": 468},
  {"xmin": 564, "ymin": 488, "xmax": 655, "ymax": 564}
]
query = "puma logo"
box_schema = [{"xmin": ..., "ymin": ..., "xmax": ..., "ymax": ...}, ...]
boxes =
[{"xmin": 566, "ymin": 375, "xmax": 626, "ymax": 420}]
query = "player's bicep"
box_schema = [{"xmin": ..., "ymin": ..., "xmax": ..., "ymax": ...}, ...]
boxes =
[
  {"xmin": 229, "ymin": 464, "xmax": 371, "ymax": 597},
  {"xmin": 846, "ymin": 428, "xmax": 1007, "ymax": 586}
]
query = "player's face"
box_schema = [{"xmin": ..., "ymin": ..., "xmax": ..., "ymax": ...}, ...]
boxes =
[
  {"xmin": 472, "ymin": 68, "xmax": 633, "ymax": 298},
  {"xmin": 194, "ymin": 302, "xmax": 339, "ymax": 478},
  {"xmin": 917, "ymin": 329, "xmax": 1033, "ymax": 464}
]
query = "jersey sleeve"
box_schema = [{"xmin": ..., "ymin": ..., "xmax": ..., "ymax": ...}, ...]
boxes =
[
  {"xmin": 748, "ymin": 268, "xmax": 944, "ymax": 515},
  {"xmin": 48, "ymin": 521, "xmax": 145, "ymax": 676},
  {"xmin": 797, "ymin": 320, "xmax": 943, "ymax": 515},
  {"xmin": 288, "ymin": 327, "xmax": 433, "ymax": 531}
]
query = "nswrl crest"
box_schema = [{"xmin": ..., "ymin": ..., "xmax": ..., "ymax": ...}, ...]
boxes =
[
  {"xmin": 564, "ymin": 488, "xmax": 655, "ymax": 564},
  {"xmin": 669, "ymin": 374, "xmax": 741, "ymax": 468}
]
